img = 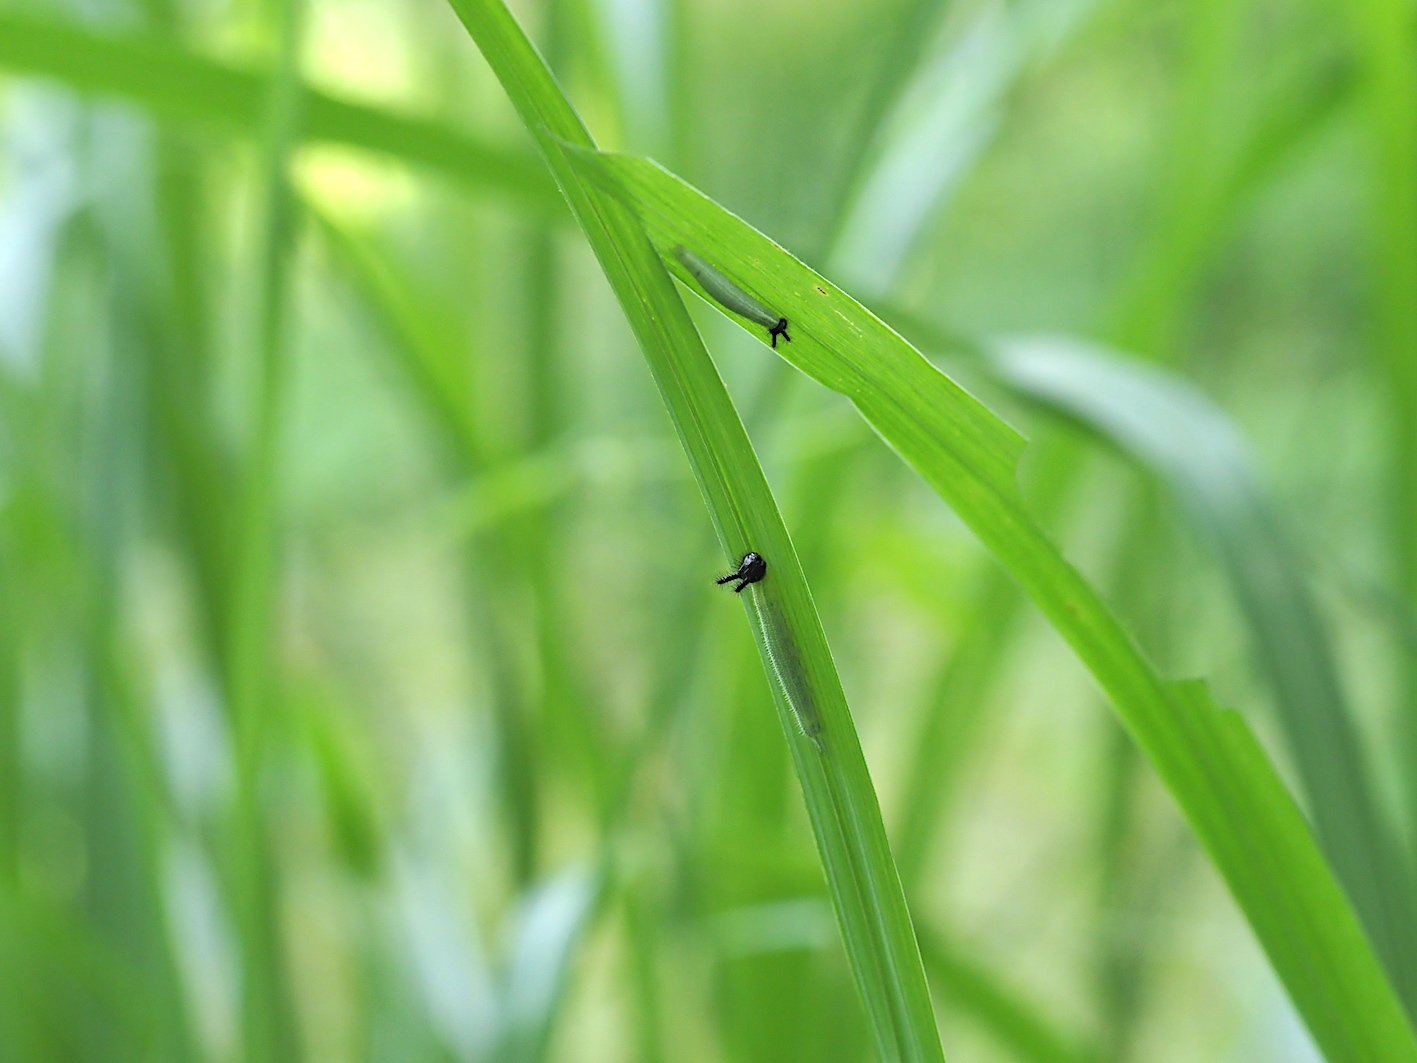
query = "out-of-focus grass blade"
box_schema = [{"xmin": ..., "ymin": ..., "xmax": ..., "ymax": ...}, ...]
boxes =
[
  {"xmin": 313, "ymin": 210, "xmax": 484, "ymax": 469},
  {"xmin": 495, "ymin": 865, "xmax": 600, "ymax": 1063},
  {"xmin": 299, "ymin": 685, "xmax": 384, "ymax": 882},
  {"xmin": 989, "ymin": 334, "xmax": 1417, "ymax": 1013},
  {"xmin": 568, "ymin": 146, "xmax": 1417, "ymax": 1061},
  {"xmin": 827, "ymin": 0, "xmax": 1005, "ymax": 291},
  {"xmin": 222, "ymin": 0, "xmax": 305, "ymax": 1057},
  {"xmin": 814, "ymin": 0, "xmax": 950, "ymax": 254},
  {"xmin": 588, "ymin": 0, "xmax": 671, "ymax": 158},
  {"xmin": 314, "ymin": 208, "xmax": 555, "ymax": 884},
  {"xmin": 1107, "ymin": 25, "xmax": 1351, "ymax": 353},
  {"xmin": 894, "ymin": 435, "xmax": 1082, "ymax": 888},
  {"xmin": 1104, "ymin": 0, "xmax": 1243, "ymax": 353},
  {"xmin": 395, "ymin": 853, "xmax": 499, "ymax": 1059},
  {"xmin": 0, "ymin": 887, "xmax": 157, "ymax": 1049},
  {"xmin": 0, "ymin": 222, "xmax": 198, "ymax": 1059},
  {"xmin": 919, "ymin": 928, "xmax": 1103, "ymax": 1063},
  {"xmin": 435, "ymin": 2, "xmax": 948, "ymax": 1060},
  {"xmin": 827, "ymin": 0, "xmax": 1095, "ymax": 294},
  {"xmin": 1342, "ymin": 0, "xmax": 1417, "ymax": 871},
  {"xmin": 0, "ymin": 10, "xmax": 563, "ymax": 220},
  {"xmin": 0, "ymin": 537, "xmax": 15, "ymax": 897}
]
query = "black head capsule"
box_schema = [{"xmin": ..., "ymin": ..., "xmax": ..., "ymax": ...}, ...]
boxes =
[
  {"xmin": 769, "ymin": 318, "xmax": 791, "ymax": 349},
  {"xmin": 716, "ymin": 552, "xmax": 767, "ymax": 593}
]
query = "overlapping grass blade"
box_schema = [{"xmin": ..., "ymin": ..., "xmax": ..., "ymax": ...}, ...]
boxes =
[
  {"xmin": 435, "ymin": 1, "xmax": 946, "ymax": 1059},
  {"xmin": 567, "ymin": 145, "xmax": 1417, "ymax": 1061}
]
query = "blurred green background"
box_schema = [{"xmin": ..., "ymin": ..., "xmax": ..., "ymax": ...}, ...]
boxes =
[{"xmin": 0, "ymin": 0, "xmax": 1412, "ymax": 1057}]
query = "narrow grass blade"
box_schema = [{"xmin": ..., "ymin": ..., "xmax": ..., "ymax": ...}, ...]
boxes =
[
  {"xmin": 895, "ymin": 434, "xmax": 1083, "ymax": 889},
  {"xmin": 0, "ymin": 10, "xmax": 564, "ymax": 220},
  {"xmin": 312, "ymin": 209, "xmax": 548, "ymax": 884},
  {"xmin": 313, "ymin": 209, "xmax": 483, "ymax": 469},
  {"xmin": 299, "ymin": 686, "xmax": 384, "ymax": 881},
  {"xmin": 0, "ymin": 539, "xmax": 15, "ymax": 893},
  {"xmin": 588, "ymin": 0, "xmax": 672, "ymax": 157},
  {"xmin": 920, "ymin": 928, "xmax": 1103, "ymax": 1063},
  {"xmin": 568, "ymin": 146, "xmax": 1417, "ymax": 1062},
  {"xmin": 223, "ymin": 1, "xmax": 306, "ymax": 1057},
  {"xmin": 434, "ymin": 2, "xmax": 947, "ymax": 1059},
  {"xmin": 1106, "ymin": 17, "xmax": 1350, "ymax": 354},
  {"xmin": 1104, "ymin": 0, "xmax": 1242, "ymax": 352},
  {"xmin": 828, "ymin": 0, "xmax": 1095, "ymax": 294},
  {"xmin": 989, "ymin": 333, "xmax": 1417, "ymax": 1015},
  {"xmin": 143, "ymin": 135, "xmax": 237, "ymax": 656},
  {"xmin": 1341, "ymin": 0, "xmax": 1417, "ymax": 874},
  {"xmin": 814, "ymin": 0, "xmax": 951, "ymax": 257}
]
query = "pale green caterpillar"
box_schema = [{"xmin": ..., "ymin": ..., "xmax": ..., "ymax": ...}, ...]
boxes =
[
  {"xmin": 673, "ymin": 246, "xmax": 792, "ymax": 349},
  {"xmin": 756, "ymin": 598, "xmax": 824, "ymax": 752}
]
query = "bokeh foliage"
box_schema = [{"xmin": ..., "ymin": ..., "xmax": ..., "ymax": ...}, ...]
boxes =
[{"xmin": 1, "ymin": 0, "xmax": 1416, "ymax": 1057}]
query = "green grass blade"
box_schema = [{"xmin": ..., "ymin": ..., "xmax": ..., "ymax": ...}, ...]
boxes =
[
  {"xmin": 146, "ymin": 134, "xmax": 238, "ymax": 659},
  {"xmin": 568, "ymin": 146, "xmax": 1417, "ymax": 1062},
  {"xmin": 1104, "ymin": 0, "xmax": 1241, "ymax": 353},
  {"xmin": 0, "ymin": 10, "xmax": 564, "ymax": 220},
  {"xmin": 989, "ymin": 334, "xmax": 1417, "ymax": 1014},
  {"xmin": 434, "ymin": 2, "xmax": 946, "ymax": 1059},
  {"xmin": 1108, "ymin": 34, "xmax": 1351, "ymax": 352}
]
